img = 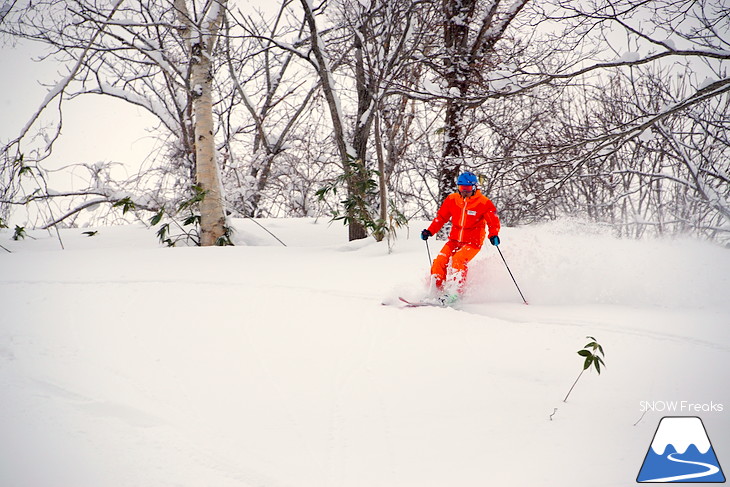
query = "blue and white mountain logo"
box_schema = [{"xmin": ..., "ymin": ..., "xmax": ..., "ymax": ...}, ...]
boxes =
[{"xmin": 637, "ymin": 416, "xmax": 725, "ymax": 483}]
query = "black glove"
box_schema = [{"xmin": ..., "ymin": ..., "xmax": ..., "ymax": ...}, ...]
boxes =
[
  {"xmin": 489, "ymin": 235, "xmax": 500, "ymax": 246},
  {"xmin": 421, "ymin": 229, "xmax": 432, "ymax": 241}
]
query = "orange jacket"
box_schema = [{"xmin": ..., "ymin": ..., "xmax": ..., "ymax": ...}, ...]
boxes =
[{"xmin": 427, "ymin": 190, "xmax": 500, "ymax": 248}]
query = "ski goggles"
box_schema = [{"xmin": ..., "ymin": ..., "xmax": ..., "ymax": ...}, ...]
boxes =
[{"xmin": 458, "ymin": 185, "xmax": 475, "ymax": 191}]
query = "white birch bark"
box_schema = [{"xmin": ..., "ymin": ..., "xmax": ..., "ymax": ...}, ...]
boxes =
[{"xmin": 175, "ymin": 0, "xmax": 228, "ymax": 246}]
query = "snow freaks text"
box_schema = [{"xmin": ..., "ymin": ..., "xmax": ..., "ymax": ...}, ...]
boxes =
[{"xmin": 640, "ymin": 401, "xmax": 724, "ymax": 413}]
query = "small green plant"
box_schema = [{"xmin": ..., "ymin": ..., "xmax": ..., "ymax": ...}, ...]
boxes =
[
  {"xmin": 563, "ymin": 336, "xmax": 606, "ymax": 403},
  {"xmin": 214, "ymin": 224, "xmax": 234, "ymax": 246},
  {"xmin": 112, "ymin": 196, "xmax": 137, "ymax": 215},
  {"xmin": 178, "ymin": 184, "xmax": 208, "ymax": 213},
  {"xmin": 12, "ymin": 225, "xmax": 26, "ymax": 241},
  {"xmin": 374, "ymin": 201, "xmax": 408, "ymax": 253},
  {"xmin": 316, "ymin": 159, "xmax": 404, "ymax": 243},
  {"xmin": 316, "ymin": 159, "xmax": 379, "ymax": 230},
  {"xmin": 14, "ymin": 154, "xmax": 33, "ymax": 178},
  {"xmin": 149, "ymin": 185, "xmax": 209, "ymax": 247},
  {"xmin": 155, "ymin": 221, "xmax": 174, "ymax": 246}
]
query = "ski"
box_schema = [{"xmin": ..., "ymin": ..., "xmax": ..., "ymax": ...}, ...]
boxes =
[{"xmin": 398, "ymin": 297, "xmax": 446, "ymax": 308}]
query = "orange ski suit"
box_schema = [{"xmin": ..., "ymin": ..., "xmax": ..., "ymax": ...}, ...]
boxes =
[{"xmin": 426, "ymin": 190, "xmax": 500, "ymax": 292}]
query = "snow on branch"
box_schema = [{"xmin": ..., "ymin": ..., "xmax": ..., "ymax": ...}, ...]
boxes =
[
  {"xmin": 6, "ymin": 0, "xmax": 125, "ymax": 151},
  {"xmin": 83, "ymin": 83, "xmax": 179, "ymax": 133}
]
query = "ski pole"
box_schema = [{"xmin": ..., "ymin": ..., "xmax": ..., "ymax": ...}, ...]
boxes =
[
  {"xmin": 425, "ymin": 238, "xmax": 432, "ymax": 266},
  {"xmin": 496, "ymin": 246, "xmax": 528, "ymax": 305}
]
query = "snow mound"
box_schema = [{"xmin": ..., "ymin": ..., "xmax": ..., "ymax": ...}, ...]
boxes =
[
  {"xmin": 1, "ymin": 218, "xmax": 728, "ymax": 487},
  {"xmin": 467, "ymin": 220, "xmax": 728, "ymax": 308}
]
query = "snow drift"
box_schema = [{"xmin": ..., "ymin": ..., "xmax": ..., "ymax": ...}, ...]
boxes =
[{"xmin": 1, "ymin": 218, "xmax": 728, "ymax": 487}]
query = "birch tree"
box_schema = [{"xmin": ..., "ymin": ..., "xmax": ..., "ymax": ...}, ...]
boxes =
[
  {"xmin": 1, "ymin": 0, "xmax": 230, "ymax": 245},
  {"xmin": 174, "ymin": 0, "xmax": 228, "ymax": 245}
]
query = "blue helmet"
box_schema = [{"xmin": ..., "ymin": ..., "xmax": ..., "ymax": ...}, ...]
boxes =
[{"xmin": 457, "ymin": 171, "xmax": 478, "ymax": 187}]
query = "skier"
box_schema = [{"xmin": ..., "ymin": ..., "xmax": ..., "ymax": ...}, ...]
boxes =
[{"xmin": 420, "ymin": 171, "xmax": 501, "ymax": 304}]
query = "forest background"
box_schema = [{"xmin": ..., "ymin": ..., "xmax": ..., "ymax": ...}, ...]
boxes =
[{"xmin": 1, "ymin": 0, "xmax": 728, "ymax": 247}]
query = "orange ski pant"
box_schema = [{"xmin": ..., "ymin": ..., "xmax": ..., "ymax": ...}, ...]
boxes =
[{"xmin": 430, "ymin": 240, "xmax": 481, "ymax": 292}]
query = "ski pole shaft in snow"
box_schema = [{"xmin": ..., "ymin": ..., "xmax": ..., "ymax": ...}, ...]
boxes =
[
  {"xmin": 425, "ymin": 239, "xmax": 432, "ymax": 266},
  {"xmin": 496, "ymin": 246, "xmax": 528, "ymax": 305}
]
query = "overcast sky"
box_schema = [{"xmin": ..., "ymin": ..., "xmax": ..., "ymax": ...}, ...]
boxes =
[{"xmin": 1, "ymin": 40, "xmax": 159, "ymax": 193}]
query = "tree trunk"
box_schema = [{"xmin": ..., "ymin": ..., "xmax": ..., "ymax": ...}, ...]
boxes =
[
  {"xmin": 192, "ymin": 44, "xmax": 227, "ymax": 245},
  {"xmin": 300, "ymin": 0, "xmax": 367, "ymax": 241},
  {"xmin": 374, "ymin": 113, "xmax": 388, "ymax": 242},
  {"xmin": 349, "ymin": 20, "xmax": 377, "ymax": 241},
  {"xmin": 439, "ymin": 0, "xmax": 473, "ymax": 201},
  {"xmin": 176, "ymin": 0, "xmax": 228, "ymax": 246},
  {"xmin": 438, "ymin": 0, "xmax": 529, "ymax": 201},
  {"xmin": 441, "ymin": 99, "xmax": 466, "ymax": 200}
]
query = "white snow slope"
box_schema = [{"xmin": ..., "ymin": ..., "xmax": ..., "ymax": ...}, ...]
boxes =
[{"xmin": 1, "ymin": 218, "xmax": 728, "ymax": 487}]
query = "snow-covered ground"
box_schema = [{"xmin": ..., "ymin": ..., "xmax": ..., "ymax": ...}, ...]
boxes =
[{"xmin": 1, "ymin": 218, "xmax": 728, "ymax": 487}]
